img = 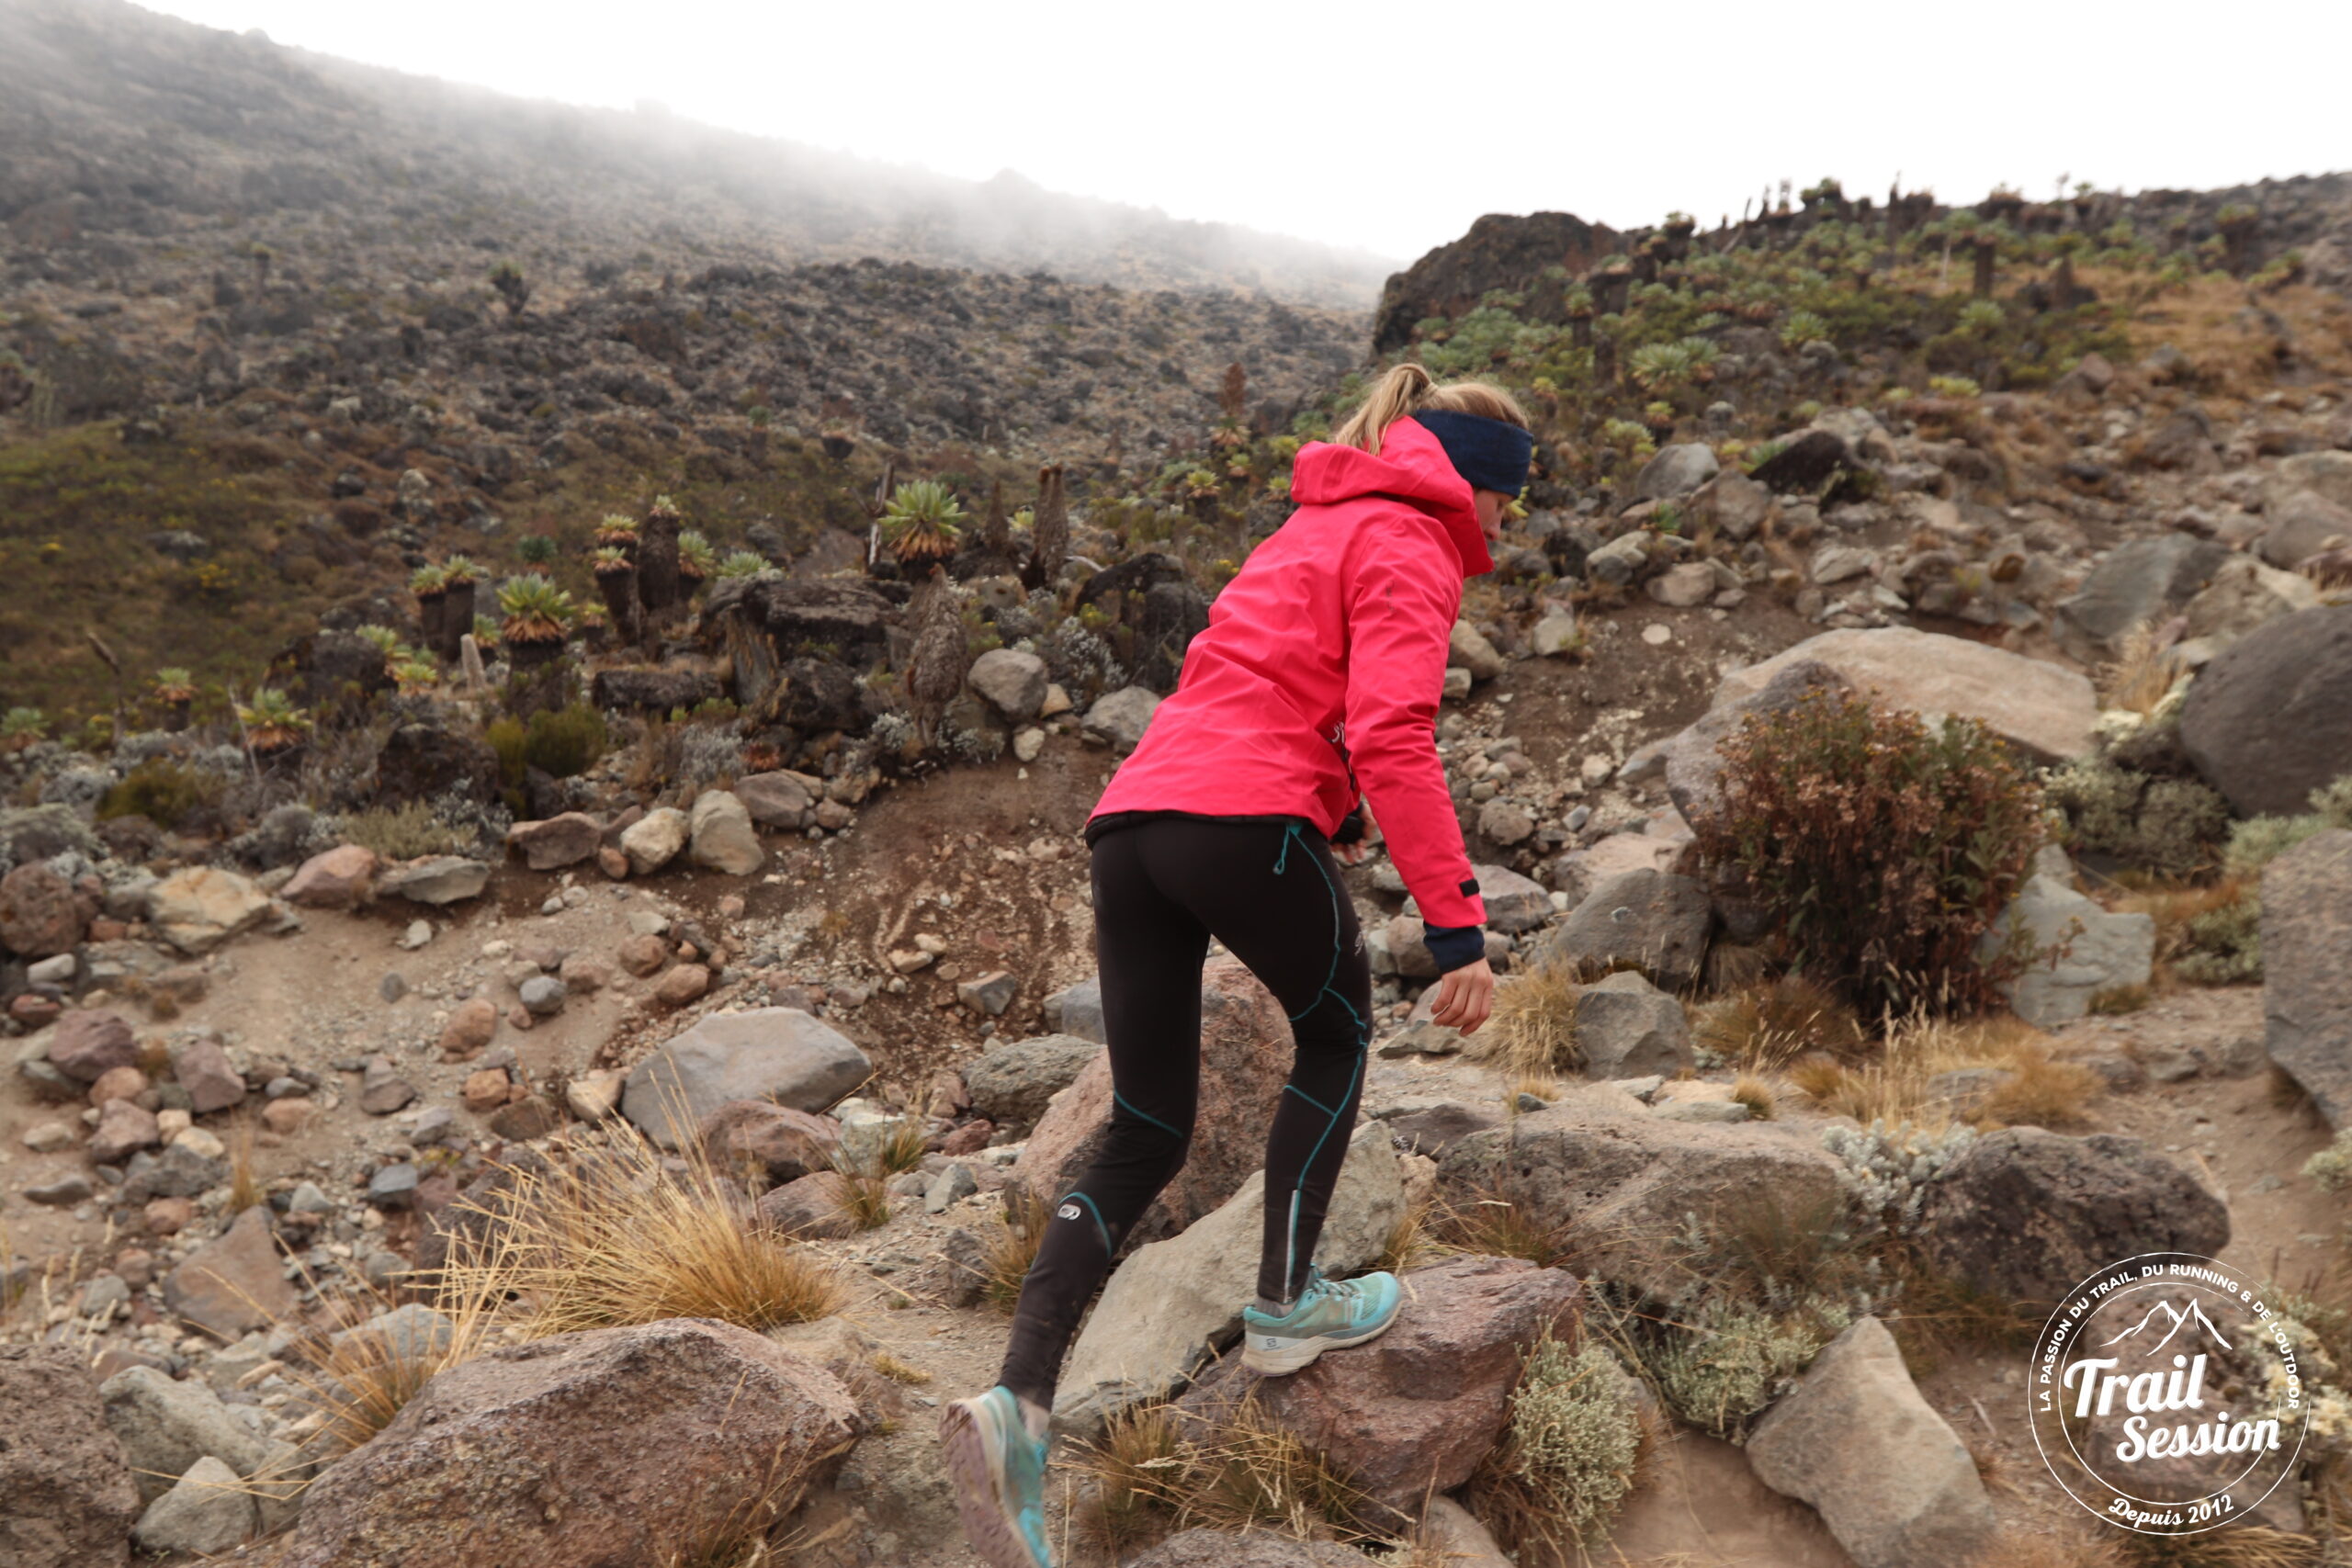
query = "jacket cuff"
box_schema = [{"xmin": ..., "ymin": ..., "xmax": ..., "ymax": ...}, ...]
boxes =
[{"xmin": 1421, "ymin": 923, "xmax": 1486, "ymax": 975}]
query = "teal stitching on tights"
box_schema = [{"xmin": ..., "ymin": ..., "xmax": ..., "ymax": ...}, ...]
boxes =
[
  {"xmin": 1114, "ymin": 1089, "xmax": 1182, "ymax": 1141},
  {"xmin": 1272, "ymin": 820, "xmax": 1371, "ymax": 1296},
  {"xmin": 1057, "ymin": 1190, "xmax": 1114, "ymax": 1255}
]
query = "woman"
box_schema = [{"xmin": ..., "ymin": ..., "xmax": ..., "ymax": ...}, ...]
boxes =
[{"xmin": 943, "ymin": 363, "xmax": 1532, "ymax": 1568}]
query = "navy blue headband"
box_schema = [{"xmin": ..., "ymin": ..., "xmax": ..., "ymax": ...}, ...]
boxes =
[{"xmin": 1410, "ymin": 410, "xmax": 1533, "ymax": 496}]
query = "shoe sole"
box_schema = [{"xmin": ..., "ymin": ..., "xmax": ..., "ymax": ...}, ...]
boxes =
[
  {"xmin": 941, "ymin": 1397, "xmax": 1050, "ymax": 1568},
  {"xmin": 1240, "ymin": 1306, "xmax": 1399, "ymax": 1376}
]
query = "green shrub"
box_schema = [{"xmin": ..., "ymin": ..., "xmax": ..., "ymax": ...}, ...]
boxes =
[
  {"xmin": 488, "ymin": 705, "xmax": 608, "ymax": 790},
  {"xmin": 1693, "ymin": 691, "xmax": 2044, "ymax": 1015},
  {"xmin": 341, "ymin": 801, "xmax": 471, "ymax": 860},
  {"xmin": 1468, "ymin": 1330, "xmax": 1645, "ymax": 1558},
  {"xmin": 2045, "ymin": 755, "xmax": 2230, "ymax": 878},
  {"xmin": 97, "ymin": 760, "xmax": 221, "ymax": 829},
  {"xmin": 515, "ymin": 535, "xmax": 559, "ymax": 564},
  {"xmin": 2226, "ymin": 777, "xmax": 2352, "ymax": 876},
  {"xmin": 2304, "ymin": 1130, "xmax": 2352, "ymax": 1193},
  {"xmin": 1634, "ymin": 1292, "xmax": 1849, "ymax": 1441},
  {"xmin": 2174, "ymin": 894, "xmax": 2262, "ymax": 985}
]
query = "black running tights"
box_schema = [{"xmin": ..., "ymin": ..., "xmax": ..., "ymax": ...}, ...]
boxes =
[{"xmin": 995, "ymin": 815, "xmax": 1374, "ymax": 1412}]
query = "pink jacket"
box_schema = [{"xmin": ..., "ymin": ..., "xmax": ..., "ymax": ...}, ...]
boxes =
[{"xmin": 1087, "ymin": 416, "xmax": 1490, "ymax": 930}]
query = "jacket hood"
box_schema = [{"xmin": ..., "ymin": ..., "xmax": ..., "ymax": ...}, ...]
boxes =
[{"xmin": 1290, "ymin": 416, "xmax": 1494, "ymax": 576}]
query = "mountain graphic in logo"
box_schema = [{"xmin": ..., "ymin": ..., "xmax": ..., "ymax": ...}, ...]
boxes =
[{"xmin": 2098, "ymin": 1297, "xmax": 2233, "ymax": 1358}]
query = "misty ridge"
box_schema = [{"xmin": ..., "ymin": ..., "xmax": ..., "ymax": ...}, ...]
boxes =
[{"xmin": 0, "ymin": 0, "xmax": 1395, "ymax": 308}]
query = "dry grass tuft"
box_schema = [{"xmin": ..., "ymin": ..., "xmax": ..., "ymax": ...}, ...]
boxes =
[
  {"xmin": 1972, "ymin": 1525, "xmax": 2127, "ymax": 1568},
  {"xmin": 2112, "ymin": 1528, "xmax": 2327, "ymax": 1568},
  {"xmin": 649, "ymin": 1437, "xmax": 854, "ymax": 1568},
  {"xmin": 1728, "ymin": 1073, "xmax": 1777, "ymax": 1120},
  {"xmin": 2098, "ymin": 619, "xmax": 2186, "ymax": 715},
  {"xmin": 1069, "ymin": 1392, "xmax": 1385, "ymax": 1548},
  {"xmin": 1373, "ymin": 1194, "xmax": 1438, "ymax": 1276},
  {"xmin": 872, "ymin": 1120, "xmax": 930, "ymax": 1177},
  {"xmin": 226, "ymin": 1114, "xmax": 264, "ymax": 1214},
  {"xmin": 869, "ymin": 1351, "xmax": 931, "ymax": 1386},
  {"xmin": 435, "ymin": 1122, "xmax": 845, "ymax": 1339},
  {"xmin": 2088, "ymin": 983, "xmax": 2153, "ymax": 1015},
  {"xmin": 1789, "ymin": 1010, "xmax": 2092, "ymax": 1132},
  {"xmin": 1474, "ymin": 963, "xmax": 1580, "ymax": 1080},
  {"xmin": 287, "ymin": 1286, "xmax": 503, "ymax": 1459},
  {"xmin": 1693, "ymin": 975, "xmax": 1867, "ymax": 1069},
  {"xmin": 1429, "ymin": 1190, "xmax": 1595, "ymax": 1275},
  {"xmin": 831, "ymin": 1161, "xmax": 892, "ymax": 1232},
  {"xmin": 2113, "ymin": 875, "xmax": 2254, "ymax": 985},
  {"xmin": 984, "ymin": 1188, "xmax": 1050, "ymax": 1313}
]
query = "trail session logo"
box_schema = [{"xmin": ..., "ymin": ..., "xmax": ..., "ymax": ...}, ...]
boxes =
[{"xmin": 2030, "ymin": 1252, "xmax": 2308, "ymax": 1535}]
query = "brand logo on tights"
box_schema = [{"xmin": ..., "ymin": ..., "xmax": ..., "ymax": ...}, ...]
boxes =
[{"xmin": 1057, "ymin": 1202, "xmax": 1082, "ymax": 1222}]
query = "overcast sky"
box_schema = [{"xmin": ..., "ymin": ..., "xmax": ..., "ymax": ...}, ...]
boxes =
[{"xmin": 145, "ymin": 0, "xmax": 2352, "ymax": 263}]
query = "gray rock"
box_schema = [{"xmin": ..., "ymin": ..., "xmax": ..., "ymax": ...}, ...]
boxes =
[
  {"xmin": 100, "ymin": 1363, "xmax": 272, "ymax": 1504},
  {"xmin": 46, "ymin": 1009, "xmax": 138, "ymax": 1083},
  {"xmin": 964, "ymin": 1035, "xmax": 1103, "ymax": 1131},
  {"xmin": 1437, "ymin": 1085, "xmax": 1845, "ymax": 1299},
  {"xmin": 27, "ymin": 1174, "xmax": 95, "ymax": 1206},
  {"xmin": 358, "ymin": 1054, "xmax": 417, "ymax": 1115},
  {"xmin": 0, "ymin": 1343, "xmax": 141, "ymax": 1568},
  {"xmin": 161, "ymin": 1206, "xmax": 297, "ymax": 1339},
  {"xmin": 2257, "ymin": 487, "xmax": 2352, "ymax": 570},
  {"xmin": 687, "ymin": 790, "xmax": 764, "ymax": 875},
  {"xmin": 368, "ymin": 1164, "xmax": 420, "ymax": 1209},
  {"xmin": 1543, "ymin": 868, "xmax": 1712, "ymax": 989},
  {"xmin": 732, "ymin": 771, "xmax": 819, "ymax": 830},
  {"xmin": 2260, "ymin": 829, "xmax": 2352, "ymax": 1128},
  {"xmin": 145, "ymin": 866, "xmax": 273, "ymax": 954},
  {"xmin": 1053, "ymin": 1122, "xmax": 1402, "ymax": 1435},
  {"xmin": 1915, "ymin": 1128, "xmax": 2230, "ymax": 1307},
  {"xmin": 133, "ymin": 1455, "xmax": 254, "ymax": 1555},
  {"xmin": 1646, "ymin": 560, "xmax": 1716, "ymax": 607},
  {"xmin": 1709, "ymin": 626, "xmax": 2096, "ymax": 763},
  {"xmin": 1699, "ymin": 468, "xmax": 1771, "ymax": 540},
  {"xmin": 2178, "ymin": 604, "xmax": 2352, "ymax": 817},
  {"xmin": 967, "ymin": 648, "xmax": 1049, "ymax": 723},
  {"xmin": 1476, "ymin": 796, "xmax": 1537, "ymax": 844},
  {"xmin": 1650, "ymin": 1096, "xmax": 1751, "ymax": 1123},
  {"xmin": 1747, "ymin": 1317, "xmax": 1995, "ymax": 1568},
  {"xmin": 1634, "ymin": 442, "xmax": 1720, "ymax": 501},
  {"xmin": 623, "ymin": 1009, "xmax": 872, "ymax": 1148},
  {"xmin": 332, "ymin": 1303, "xmax": 455, "ymax": 1363},
  {"xmin": 1472, "ymin": 862, "xmax": 1551, "ymax": 934},
  {"xmin": 619, "ymin": 807, "xmax": 691, "ymax": 875},
  {"xmin": 1573, "ymin": 970, "xmax": 1695, "ymax": 1078},
  {"xmin": 2053, "ymin": 534, "xmax": 2230, "ymax": 658},
  {"xmin": 1975, "ymin": 870, "xmax": 2154, "ymax": 1028},
  {"xmin": 121, "ymin": 1141, "xmax": 227, "ymax": 1203},
  {"xmin": 518, "ymin": 975, "xmax": 567, "ymax": 1017},
  {"xmin": 1383, "ymin": 913, "xmax": 1440, "ymax": 980},
  {"xmin": 1447, "ymin": 620, "xmax": 1505, "ymax": 680},
  {"xmin": 1663, "ymin": 660, "xmax": 1853, "ymax": 836},
  {"xmin": 923, "ymin": 1162, "xmax": 978, "ymax": 1213},
  {"xmin": 174, "ymin": 1035, "xmax": 246, "ymax": 1114},
  {"xmin": 1375, "ymin": 1020, "xmax": 1463, "ymax": 1058},
  {"xmin": 1043, "ymin": 976, "xmax": 1105, "ymax": 1043},
  {"xmin": 956, "ymin": 970, "xmax": 1020, "ymax": 1017},
  {"xmin": 1082, "ymin": 686, "xmax": 1161, "ymax": 752},
  {"xmin": 506, "ymin": 813, "xmax": 601, "ymax": 872},
  {"xmin": 377, "ymin": 856, "xmax": 490, "ymax": 906},
  {"xmin": 1383, "ymin": 1100, "xmax": 1502, "ymax": 1157}
]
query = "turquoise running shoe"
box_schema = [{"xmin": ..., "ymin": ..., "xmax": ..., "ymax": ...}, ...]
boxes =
[
  {"xmin": 1240, "ymin": 1267, "xmax": 1403, "ymax": 1375},
  {"xmin": 941, "ymin": 1385, "xmax": 1055, "ymax": 1568}
]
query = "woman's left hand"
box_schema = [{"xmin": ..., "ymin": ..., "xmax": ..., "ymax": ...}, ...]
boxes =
[{"xmin": 1331, "ymin": 839, "xmax": 1375, "ymax": 867}]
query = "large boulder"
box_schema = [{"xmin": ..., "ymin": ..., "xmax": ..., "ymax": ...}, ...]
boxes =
[
  {"xmin": 2181, "ymin": 553, "xmax": 2322, "ymax": 645},
  {"xmin": 377, "ymin": 856, "xmax": 490, "ymax": 906},
  {"xmin": 1974, "ymin": 870, "xmax": 2154, "ymax": 1027},
  {"xmin": 619, "ymin": 807, "xmax": 691, "ymax": 875},
  {"xmin": 1052, "ymin": 1122, "xmax": 1402, "ymax": 1435},
  {"xmin": 147, "ymin": 866, "xmax": 273, "ymax": 954},
  {"xmin": 1746, "ymin": 1316, "xmax": 1996, "ymax": 1568},
  {"xmin": 623, "ymin": 1009, "xmax": 872, "ymax": 1148},
  {"xmin": 1914, "ymin": 1128, "xmax": 2229, "ymax": 1307},
  {"xmin": 1436, "ymin": 1086, "xmax": 1847, "ymax": 1299},
  {"xmin": 281, "ymin": 843, "xmax": 379, "ymax": 908},
  {"xmin": 963, "ymin": 1034, "xmax": 1102, "ymax": 1131},
  {"xmin": 1573, "ymin": 970, "xmax": 1695, "ymax": 1078},
  {"xmin": 2178, "ymin": 604, "xmax": 2352, "ymax": 817},
  {"xmin": 1709, "ymin": 626, "xmax": 2096, "ymax": 763},
  {"xmin": 686, "ymin": 790, "xmax": 764, "ymax": 875},
  {"xmin": 99, "ymin": 1362, "xmax": 273, "ymax": 1504},
  {"xmin": 1663, "ymin": 660, "xmax": 1854, "ymax": 835},
  {"xmin": 0, "ymin": 1345, "xmax": 141, "ymax": 1568},
  {"xmin": 1471, "ymin": 861, "xmax": 1551, "ymax": 934},
  {"xmin": 1540, "ymin": 868, "xmax": 1711, "ymax": 989},
  {"xmin": 732, "ymin": 771, "xmax": 821, "ymax": 830},
  {"xmin": 275, "ymin": 1319, "xmax": 861, "ymax": 1568},
  {"xmin": 161, "ymin": 1205, "xmax": 299, "ymax": 1340},
  {"xmin": 0, "ymin": 862, "xmax": 83, "ymax": 957},
  {"xmin": 968, "ymin": 647, "xmax": 1049, "ymax": 723},
  {"xmin": 1012, "ymin": 957, "xmax": 1288, "ymax": 1246},
  {"xmin": 1083, "ymin": 686, "xmax": 1162, "ymax": 752},
  {"xmin": 1634, "ymin": 442, "xmax": 1720, "ymax": 501},
  {"xmin": 2256, "ymin": 487, "xmax": 2352, "ymax": 570},
  {"xmin": 2259, "ymin": 829, "xmax": 2352, "ymax": 1128},
  {"xmin": 1043, "ymin": 975, "xmax": 1106, "ymax": 1042},
  {"xmin": 696, "ymin": 1100, "xmax": 842, "ymax": 1186},
  {"xmin": 505, "ymin": 813, "xmax": 602, "ymax": 871},
  {"xmin": 2053, "ymin": 534, "xmax": 2231, "ymax": 660},
  {"xmin": 1176, "ymin": 1254, "xmax": 1580, "ymax": 1514}
]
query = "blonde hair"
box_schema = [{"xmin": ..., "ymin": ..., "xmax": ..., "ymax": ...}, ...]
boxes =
[{"xmin": 1331, "ymin": 363, "xmax": 1531, "ymax": 457}]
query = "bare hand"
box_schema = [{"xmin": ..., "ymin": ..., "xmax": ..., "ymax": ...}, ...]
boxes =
[
  {"xmin": 1330, "ymin": 805, "xmax": 1379, "ymax": 867},
  {"xmin": 1429, "ymin": 957, "xmax": 1495, "ymax": 1035}
]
